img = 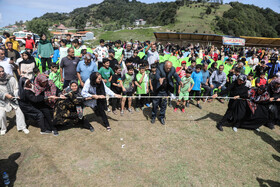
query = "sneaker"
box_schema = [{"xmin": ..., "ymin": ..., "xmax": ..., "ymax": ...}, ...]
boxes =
[
  {"xmin": 135, "ymin": 108, "xmax": 140, "ymax": 112},
  {"xmin": 141, "ymin": 106, "xmax": 145, "ymax": 110},
  {"xmin": 182, "ymin": 108, "xmax": 185, "ymax": 113},
  {"xmin": 22, "ymin": 128, "xmax": 30, "ymax": 134},
  {"xmin": 40, "ymin": 130, "xmax": 52, "ymax": 135},
  {"xmin": 52, "ymin": 130, "xmax": 59, "ymax": 136},
  {"xmin": 112, "ymin": 110, "xmax": 118, "ymax": 115},
  {"xmin": 120, "ymin": 110, "xmax": 124, "ymax": 116},
  {"xmin": 197, "ymin": 104, "xmax": 202, "ymax": 109},
  {"xmin": 174, "ymin": 108, "xmax": 178, "ymax": 112},
  {"xmin": 151, "ymin": 118, "xmax": 155, "ymax": 124},
  {"xmin": 232, "ymin": 127, "xmax": 238, "ymax": 132},
  {"xmin": 89, "ymin": 126, "xmax": 95, "ymax": 132},
  {"xmin": 107, "ymin": 107, "xmax": 111, "ymax": 112},
  {"xmin": 186, "ymin": 102, "xmax": 189, "ymax": 108},
  {"xmin": 255, "ymin": 128, "xmax": 260, "ymax": 132},
  {"xmin": 0, "ymin": 130, "xmax": 6, "ymax": 135},
  {"xmin": 128, "ymin": 108, "xmax": 133, "ymax": 113},
  {"xmin": 146, "ymin": 103, "xmax": 151, "ymax": 107}
]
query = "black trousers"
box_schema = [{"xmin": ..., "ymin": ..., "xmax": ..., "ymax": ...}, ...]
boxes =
[
  {"xmin": 136, "ymin": 94, "xmax": 148, "ymax": 108},
  {"xmin": 41, "ymin": 57, "xmax": 52, "ymax": 72},
  {"xmin": 39, "ymin": 107, "xmax": 57, "ymax": 131},
  {"xmin": 92, "ymin": 106, "xmax": 110, "ymax": 128},
  {"xmin": 111, "ymin": 98, "xmax": 121, "ymax": 111},
  {"xmin": 201, "ymin": 83, "xmax": 210, "ymax": 96},
  {"xmin": 152, "ymin": 91, "xmax": 168, "ymax": 119}
]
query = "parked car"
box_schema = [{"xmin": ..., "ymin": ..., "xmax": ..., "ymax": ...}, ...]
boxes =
[{"xmin": 13, "ymin": 31, "xmax": 40, "ymax": 47}]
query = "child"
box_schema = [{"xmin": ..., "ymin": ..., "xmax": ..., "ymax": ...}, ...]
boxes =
[
  {"xmin": 255, "ymin": 72, "xmax": 267, "ymax": 87},
  {"xmin": 121, "ymin": 58, "xmax": 133, "ymax": 77},
  {"xmin": 135, "ymin": 65, "xmax": 150, "ymax": 111},
  {"xmin": 98, "ymin": 58, "xmax": 114, "ymax": 88},
  {"xmin": 246, "ymin": 72, "xmax": 254, "ymax": 88},
  {"xmin": 111, "ymin": 65, "xmax": 122, "ymax": 114},
  {"xmin": 174, "ymin": 69, "xmax": 194, "ymax": 112},
  {"xmin": 191, "ymin": 64, "xmax": 203, "ymax": 109},
  {"xmin": 188, "ymin": 60, "xmax": 196, "ymax": 72},
  {"xmin": 149, "ymin": 63, "xmax": 157, "ymax": 98},
  {"xmin": 49, "ymin": 64, "xmax": 63, "ymax": 90},
  {"xmin": 120, "ymin": 65, "xmax": 135, "ymax": 115}
]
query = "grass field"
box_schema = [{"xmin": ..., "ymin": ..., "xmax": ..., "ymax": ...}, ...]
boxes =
[
  {"xmin": 162, "ymin": 3, "xmax": 231, "ymax": 34},
  {"xmin": 0, "ymin": 100, "xmax": 279, "ymax": 186}
]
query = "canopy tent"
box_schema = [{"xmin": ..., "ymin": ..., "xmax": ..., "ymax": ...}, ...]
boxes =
[{"xmin": 154, "ymin": 32, "xmax": 280, "ymax": 47}]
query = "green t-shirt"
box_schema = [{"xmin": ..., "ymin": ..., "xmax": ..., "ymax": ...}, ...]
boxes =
[
  {"xmin": 114, "ymin": 47, "xmax": 124, "ymax": 62},
  {"xmin": 49, "ymin": 71, "xmax": 63, "ymax": 90},
  {"xmin": 74, "ymin": 47, "xmax": 82, "ymax": 57},
  {"xmin": 180, "ymin": 77, "xmax": 194, "ymax": 93},
  {"xmin": 136, "ymin": 72, "xmax": 149, "ymax": 94},
  {"xmin": 98, "ymin": 67, "xmax": 114, "ymax": 87},
  {"xmin": 122, "ymin": 73, "xmax": 134, "ymax": 92}
]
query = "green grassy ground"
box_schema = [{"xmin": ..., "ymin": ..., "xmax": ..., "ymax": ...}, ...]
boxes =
[
  {"xmin": 0, "ymin": 101, "xmax": 279, "ymax": 186},
  {"xmin": 162, "ymin": 3, "xmax": 231, "ymax": 34}
]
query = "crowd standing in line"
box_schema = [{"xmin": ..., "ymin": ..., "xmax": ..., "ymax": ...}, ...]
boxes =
[{"xmin": 0, "ymin": 32, "xmax": 280, "ymax": 136}]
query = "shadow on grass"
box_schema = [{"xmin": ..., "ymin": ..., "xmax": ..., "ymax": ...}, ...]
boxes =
[
  {"xmin": 0, "ymin": 152, "xmax": 21, "ymax": 187},
  {"xmin": 85, "ymin": 110, "xmax": 118, "ymax": 128},
  {"xmin": 254, "ymin": 131, "xmax": 280, "ymax": 153},
  {"xmin": 256, "ymin": 177, "xmax": 280, "ymax": 187},
  {"xmin": 6, "ymin": 116, "xmax": 16, "ymax": 133},
  {"xmin": 272, "ymin": 154, "xmax": 280, "ymax": 163}
]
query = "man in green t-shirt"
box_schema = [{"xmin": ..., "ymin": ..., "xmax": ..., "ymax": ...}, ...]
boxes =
[{"xmin": 98, "ymin": 58, "xmax": 114, "ymax": 88}]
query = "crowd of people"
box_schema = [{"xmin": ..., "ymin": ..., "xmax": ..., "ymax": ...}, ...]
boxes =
[{"xmin": 0, "ymin": 31, "xmax": 280, "ymax": 136}]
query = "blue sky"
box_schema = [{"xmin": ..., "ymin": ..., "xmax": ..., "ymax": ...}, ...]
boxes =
[{"xmin": 0, "ymin": 0, "xmax": 280, "ymax": 27}]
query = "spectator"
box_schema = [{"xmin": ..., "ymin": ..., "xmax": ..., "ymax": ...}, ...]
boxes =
[
  {"xmin": 60, "ymin": 48, "xmax": 80, "ymax": 88},
  {"xmin": 17, "ymin": 51, "xmax": 36, "ymax": 80},
  {"xmin": 72, "ymin": 39, "xmax": 82, "ymax": 58},
  {"xmin": 120, "ymin": 42, "xmax": 133, "ymax": 65},
  {"xmin": 94, "ymin": 39, "xmax": 108, "ymax": 69},
  {"xmin": 114, "ymin": 40, "xmax": 123, "ymax": 62},
  {"xmin": 191, "ymin": 64, "xmax": 203, "ymax": 109},
  {"xmin": 98, "ymin": 58, "xmax": 114, "ymax": 88},
  {"xmin": 5, "ymin": 35, "xmax": 20, "ymax": 52},
  {"xmin": 209, "ymin": 65, "xmax": 227, "ymax": 103},
  {"xmin": 108, "ymin": 49, "xmax": 118, "ymax": 69},
  {"xmin": 0, "ymin": 48, "xmax": 17, "ymax": 76},
  {"xmin": 77, "ymin": 53, "xmax": 98, "ymax": 87},
  {"xmin": 38, "ymin": 34, "xmax": 54, "ymax": 72},
  {"xmin": 145, "ymin": 42, "xmax": 159, "ymax": 69},
  {"xmin": 201, "ymin": 63, "xmax": 210, "ymax": 100},
  {"xmin": 25, "ymin": 34, "xmax": 35, "ymax": 53}
]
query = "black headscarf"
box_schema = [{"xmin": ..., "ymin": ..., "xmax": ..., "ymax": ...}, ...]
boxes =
[
  {"xmin": 90, "ymin": 72, "xmax": 106, "ymax": 110},
  {"xmin": 19, "ymin": 51, "xmax": 35, "ymax": 65},
  {"xmin": 90, "ymin": 72, "xmax": 105, "ymax": 96},
  {"xmin": 18, "ymin": 77, "xmax": 28, "ymax": 101}
]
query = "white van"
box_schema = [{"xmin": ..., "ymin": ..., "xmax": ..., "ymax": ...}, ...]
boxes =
[{"xmin": 13, "ymin": 31, "xmax": 40, "ymax": 47}]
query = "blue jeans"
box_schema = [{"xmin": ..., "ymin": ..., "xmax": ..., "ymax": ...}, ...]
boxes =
[
  {"xmin": 152, "ymin": 91, "xmax": 168, "ymax": 119},
  {"xmin": 210, "ymin": 82, "xmax": 226, "ymax": 96}
]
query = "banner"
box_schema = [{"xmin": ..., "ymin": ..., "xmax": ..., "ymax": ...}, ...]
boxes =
[{"xmin": 223, "ymin": 36, "xmax": 245, "ymax": 46}]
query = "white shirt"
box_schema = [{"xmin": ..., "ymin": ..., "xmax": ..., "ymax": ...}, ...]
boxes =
[
  {"xmin": 147, "ymin": 50, "xmax": 159, "ymax": 69},
  {"xmin": 81, "ymin": 79, "xmax": 115, "ymax": 108},
  {"xmin": 59, "ymin": 47, "xmax": 69, "ymax": 62},
  {"xmin": 93, "ymin": 45, "xmax": 108, "ymax": 62},
  {"xmin": 0, "ymin": 57, "xmax": 14, "ymax": 76}
]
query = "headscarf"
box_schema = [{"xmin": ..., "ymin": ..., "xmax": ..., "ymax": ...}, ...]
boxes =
[
  {"xmin": 18, "ymin": 77, "xmax": 28, "ymax": 101},
  {"xmin": 64, "ymin": 80, "xmax": 81, "ymax": 96},
  {"xmin": 19, "ymin": 51, "xmax": 35, "ymax": 65},
  {"xmin": 0, "ymin": 66, "xmax": 13, "ymax": 96},
  {"xmin": 247, "ymin": 86, "xmax": 270, "ymax": 114},
  {"xmin": 90, "ymin": 72, "xmax": 106, "ymax": 110},
  {"xmin": 0, "ymin": 67, "xmax": 12, "ymax": 85},
  {"xmin": 34, "ymin": 74, "xmax": 57, "ymax": 107},
  {"xmin": 39, "ymin": 39, "xmax": 50, "ymax": 45},
  {"xmin": 270, "ymin": 77, "xmax": 280, "ymax": 94}
]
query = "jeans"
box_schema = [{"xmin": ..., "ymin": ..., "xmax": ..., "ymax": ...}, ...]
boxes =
[
  {"xmin": 210, "ymin": 82, "xmax": 226, "ymax": 96},
  {"xmin": 152, "ymin": 91, "xmax": 168, "ymax": 119}
]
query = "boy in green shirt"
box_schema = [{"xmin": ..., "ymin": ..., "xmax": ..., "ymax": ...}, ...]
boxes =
[
  {"xmin": 135, "ymin": 65, "xmax": 150, "ymax": 111},
  {"xmin": 174, "ymin": 69, "xmax": 194, "ymax": 113},
  {"xmin": 98, "ymin": 58, "xmax": 114, "ymax": 88},
  {"xmin": 120, "ymin": 65, "xmax": 135, "ymax": 115},
  {"xmin": 49, "ymin": 64, "xmax": 63, "ymax": 90}
]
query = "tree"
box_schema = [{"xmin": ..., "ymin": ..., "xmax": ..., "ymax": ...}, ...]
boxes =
[
  {"xmin": 72, "ymin": 14, "xmax": 87, "ymax": 30},
  {"xmin": 27, "ymin": 18, "xmax": 50, "ymax": 37},
  {"xmin": 206, "ymin": 7, "xmax": 212, "ymax": 14}
]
